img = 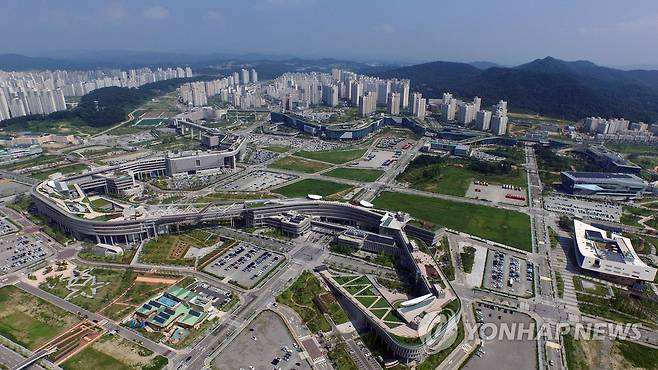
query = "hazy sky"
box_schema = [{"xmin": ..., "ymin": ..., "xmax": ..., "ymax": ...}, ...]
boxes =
[{"xmin": 3, "ymin": 0, "xmax": 658, "ymax": 66}]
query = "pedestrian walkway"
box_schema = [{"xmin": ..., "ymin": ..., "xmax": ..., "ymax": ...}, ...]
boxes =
[{"xmin": 549, "ymin": 237, "xmax": 581, "ymax": 319}]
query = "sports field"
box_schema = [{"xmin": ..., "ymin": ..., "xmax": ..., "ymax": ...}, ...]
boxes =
[
  {"xmin": 373, "ymin": 192, "xmax": 532, "ymax": 251},
  {"xmin": 294, "ymin": 148, "xmax": 367, "ymax": 164},
  {"xmin": 323, "ymin": 167, "xmax": 384, "ymax": 182},
  {"xmin": 272, "ymin": 179, "xmax": 350, "ymax": 198},
  {"xmin": 269, "ymin": 156, "xmax": 332, "ymax": 173},
  {"xmin": 0, "ymin": 285, "xmax": 78, "ymax": 350}
]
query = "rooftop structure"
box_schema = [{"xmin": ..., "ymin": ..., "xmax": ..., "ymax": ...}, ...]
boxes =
[
  {"xmin": 560, "ymin": 171, "xmax": 647, "ymax": 198},
  {"xmin": 584, "ymin": 145, "xmax": 642, "ymax": 174},
  {"xmin": 573, "ymin": 220, "xmax": 656, "ymax": 281}
]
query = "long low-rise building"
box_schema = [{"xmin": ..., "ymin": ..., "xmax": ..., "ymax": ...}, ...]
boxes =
[
  {"xmin": 270, "ymin": 112, "xmax": 426, "ymax": 140},
  {"xmin": 573, "ymin": 220, "xmax": 656, "ymax": 281},
  {"xmin": 560, "ymin": 171, "xmax": 648, "ymax": 198}
]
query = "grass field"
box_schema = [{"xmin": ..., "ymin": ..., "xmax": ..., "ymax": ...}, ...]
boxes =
[
  {"xmin": 269, "ymin": 156, "xmax": 332, "ymax": 173},
  {"xmin": 399, "ymin": 159, "xmax": 526, "ymax": 197},
  {"xmin": 276, "ymin": 271, "xmax": 331, "ymax": 333},
  {"xmin": 327, "ymin": 342, "xmax": 359, "ymax": 370},
  {"xmin": 272, "ymin": 179, "xmax": 350, "ymax": 198},
  {"xmin": 373, "ymin": 192, "xmax": 532, "ymax": 251},
  {"xmin": 193, "ymin": 192, "xmax": 275, "ymax": 203},
  {"xmin": 61, "ymin": 335, "xmax": 168, "ymax": 370},
  {"xmin": 140, "ymin": 230, "xmax": 219, "ymax": 266},
  {"xmin": 294, "ymin": 148, "xmax": 367, "ymax": 164},
  {"xmin": 323, "ymin": 167, "xmax": 384, "ymax": 182},
  {"xmin": 31, "ymin": 163, "xmax": 89, "ymax": 180},
  {"xmin": 0, "ymin": 285, "xmax": 78, "ymax": 350},
  {"xmin": 40, "ymin": 269, "xmax": 138, "ymax": 313},
  {"xmin": 262, "ymin": 145, "xmax": 290, "ymax": 153}
]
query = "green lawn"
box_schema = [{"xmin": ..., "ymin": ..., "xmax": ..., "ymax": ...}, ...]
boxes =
[
  {"xmin": 31, "ymin": 163, "xmax": 89, "ymax": 180},
  {"xmin": 327, "ymin": 343, "xmax": 359, "ymax": 370},
  {"xmin": 61, "ymin": 335, "xmax": 168, "ymax": 370},
  {"xmin": 373, "ymin": 192, "xmax": 532, "ymax": 251},
  {"xmin": 40, "ymin": 269, "xmax": 138, "ymax": 313},
  {"xmin": 263, "ymin": 145, "xmax": 290, "ymax": 153},
  {"xmin": 276, "ymin": 271, "xmax": 331, "ymax": 333},
  {"xmin": 323, "ymin": 167, "xmax": 384, "ymax": 182},
  {"xmin": 399, "ymin": 158, "xmax": 527, "ymax": 197},
  {"xmin": 272, "ymin": 179, "xmax": 350, "ymax": 198},
  {"xmin": 294, "ymin": 148, "xmax": 367, "ymax": 164},
  {"xmin": 0, "ymin": 286, "xmax": 79, "ymax": 350},
  {"xmin": 140, "ymin": 230, "xmax": 219, "ymax": 266},
  {"xmin": 61, "ymin": 347, "xmax": 130, "ymax": 370},
  {"xmin": 269, "ymin": 156, "xmax": 332, "ymax": 173},
  {"xmin": 616, "ymin": 340, "xmax": 658, "ymax": 369}
]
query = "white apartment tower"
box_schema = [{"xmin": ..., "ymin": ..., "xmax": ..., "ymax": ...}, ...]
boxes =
[
  {"xmin": 387, "ymin": 92, "xmax": 400, "ymax": 115},
  {"xmin": 476, "ymin": 110, "xmax": 492, "ymax": 131},
  {"xmin": 491, "ymin": 111, "xmax": 508, "ymax": 135}
]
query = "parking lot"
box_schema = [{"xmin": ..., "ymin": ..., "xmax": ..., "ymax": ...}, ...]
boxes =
[
  {"xmin": 465, "ymin": 182, "xmax": 527, "ymax": 205},
  {"xmin": 213, "ymin": 310, "xmax": 310, "ymax": 370},
  {"xmin": 465, "ymin": 302, "xmax": 537, "ymax": 370},
  {"xmin": 0, "ymin": 218, "xmax": 19, "ymax": 236},
  {"xmin": 0, "ymin": 234, "xmax": 51, "ymax": 273},
  {"xmin": 249, "ymin": 149, "xmax": 280, "ymax": 164},
  {"xmin": 218, "ymin": 170, "xmax": 297, "ymax": 192},
  {"xmin": 481, "ymin": 249, "xmax": 533, "ymax": 297},
  {"xmin": 203, "ymin": 242, "xmax": 284, "ymax": 289},
  {"xmin": 351, "ymin": 149, "xmax": 399, "ymax": 169}
]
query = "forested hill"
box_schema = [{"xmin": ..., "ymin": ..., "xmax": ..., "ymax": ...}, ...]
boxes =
[{"xmin": 377, "ymin": 56, "xmax": 658, "ymax": 122}]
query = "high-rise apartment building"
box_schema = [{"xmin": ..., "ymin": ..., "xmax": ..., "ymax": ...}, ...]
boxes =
[{"xmin": 387, "ymin": 92, "xmax": 400, "ymax": 115}]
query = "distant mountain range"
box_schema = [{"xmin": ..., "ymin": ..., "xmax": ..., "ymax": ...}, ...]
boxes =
[
  {"xmin": 378, "ymin": 56, "xmax": 658, "ymax": 122},
  {"xmin": 3, "ymin": 52, "xmax": 658, "ymax": 122}
]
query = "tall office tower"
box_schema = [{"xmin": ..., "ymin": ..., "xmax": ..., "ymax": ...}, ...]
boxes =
[
  {"xmin": 376, "ymin": 80, "xmax": 390, "ymax": 106},
  {"xmin": 387, "ymin": 92, "xmax": 400, "ymax": 115},
  {"xmin": 411, "ymin": 92, "xmax": 423, "ymax": 115},
  {"xmin": 0, "ymin": 91, "xmax": 10, "ymax": 120},
  {"xmin": 359, "ymin": 91, "xmax": 376, "ymax": 116},
  {"xmin": 9, "ymin": 98, "xmax": 26, "ymax": 117},
  {"xmin": 240, "ymin": 69, "xmax": 250, "ymax": 84},
  {"xmin": 250, "ymin": 69, "xmax": 258, "ymax": 83},
  {"xmin": 458, "ymin": 103, "xmax": 475, "ymax": 125},
  {"xmin": 350, "ymin": 82, "xmax": 362, "ymax": 107},
  {"xmin": 476, "ymin": 110, "xmax": 492, "ymax": 131},
  {"xmin": 491, "ymin": 111, "xmax": 508, "ymax": 135},
  {"xmin": 184, "ymin": 67, "xmax": 193, "ymax": 78},
  {"xmin": 331, "ymin": 68, "xmax": 341, "ymax": 81},
  {"xmin": 442, "ymin": 92, "xmax": 453, "ymax": 105},
  {"xmin": 232, "ymin": 72, "xmax": 240, "ymax": 85},
  {"xmin": 441, "ymin": 101, "xmax": 456, "ymax": 121},
  {"xmin": 494, "ymin": 100, "xmax": 508, "ymax": 116},
  {"xmin": 472, "ymin": 96, "xmax": 481, "ymax": 112}
]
